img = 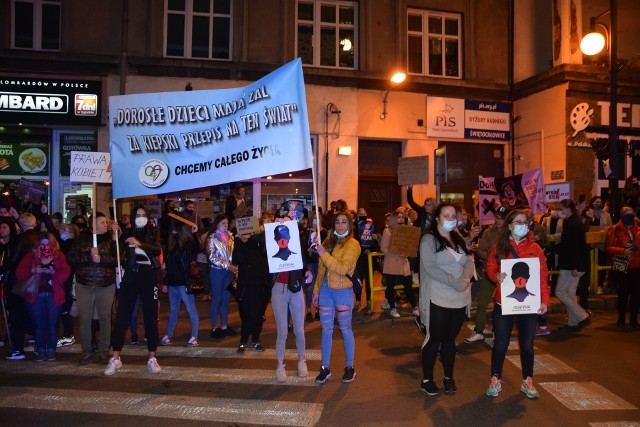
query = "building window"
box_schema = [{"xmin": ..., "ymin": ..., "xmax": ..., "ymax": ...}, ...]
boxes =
[
  {"xmin": 11, "ymin": 0, "xmax": 60, "ymax": 50},
  {"xmin": 296, "ymin": 1, "xmax": 357, "ymax": 69},
  {"xmin": 165, "ymin": 0, "xmax": 232, "ymax": 60},
  {"xmin": 407, "ymin": 9, "xmax": 461, "ymax": 78}
]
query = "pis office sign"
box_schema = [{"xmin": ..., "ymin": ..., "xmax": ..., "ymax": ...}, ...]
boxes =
[{"xmin": 0, "ymin": 76, "xmax": 102, "ymax": 126}]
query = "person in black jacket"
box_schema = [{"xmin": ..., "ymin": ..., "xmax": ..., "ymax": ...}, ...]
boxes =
[
  {"xmin": 232, "ymin": 228, "xmax": 271, "ymax": 353},
  {"xmin": 67, "ymin": 212, "xmax": 119, "ymax": 364},
  {"xmin": 555, "ymin": 199, "xmax": 591, "ymax": 330},
  {"xmin": 105, "ymin": 205, "xmax": 163, "ymax": 376},
  {"xmin": 407, "ymin": 184, "xmax": 436, "ymax": 233}
]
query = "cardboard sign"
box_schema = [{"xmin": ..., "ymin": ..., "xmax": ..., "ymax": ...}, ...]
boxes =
[
  {"xmin": 500, "ymin": 257, "xmax": 541, "ymax": 315},
  {"xmin": 69, "ymin": 151, "xmax": 112, "ymax": 183},
  {"xmin": 15, "ymin": 179, "xmax": 46, "ymax": 205},
  {"xmin": 389, "ymin": 225, "xmax": 422, "ymax": 257},
  {"xmin": 265, "ymin": 220, "xmax": 303, "ymax": 273},
  {"xmin": 233, "ymin": 200, "xmax": 249, "ymax": 219},
  {"xmin": 235, "ymin": 216, "xmax": 260, "ymax": 235},
  {"xmin": 168, "ymin": 212, "xmax": 197, "ymax": 228},
  {"xmin": 197, "ymin": 201, "xmax": 214, "ymax": 219},
  {"xmin": 398, "ymin": 156, "xmax": 429, "ymax": 185}
]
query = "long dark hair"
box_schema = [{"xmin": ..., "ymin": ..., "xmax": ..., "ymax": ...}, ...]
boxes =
[
  {"xmin": 558, "ymin": 198, "xmax": 578, "ymax": 217},
  {"xmin": 322, "ymin": 211, "xmax": 354, "ymax": 251},
  {"xmin": 207, "ymin": 214, "xmax": 228, "ymax": 240},
  {"xmin": 494, "ymin": 208, "xmax": 532, "ymax": 263},
  {"xmin": 429, "ymin": 203, "xmax": 468, "ymax": 254},
  {"xmin": 167, "ymin": 221, "xmax": 194, "ymax": 254}
]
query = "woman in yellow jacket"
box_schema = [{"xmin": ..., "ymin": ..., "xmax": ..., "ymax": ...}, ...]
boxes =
[{"xmin": 312, "ymin": 211, "xmax": 361, "ymax": 384}]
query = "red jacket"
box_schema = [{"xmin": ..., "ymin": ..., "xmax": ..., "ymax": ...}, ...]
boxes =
[
  {"xmin": 605, "ymin": 221, "xmax": 640, "ymax": 269},
  {"xmin": 485, "ymin": 232, "xmax": 550, "ymax": 306},
  {"xmin": 15, "ymin": 252, "xmax": 71, "ymax": 306}
]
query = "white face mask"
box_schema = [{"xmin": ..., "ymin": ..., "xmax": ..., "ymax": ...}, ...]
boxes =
[
  {"xmin": 512, "ymin": 224, "xmax": 528, "ymax": 238},
  {"xmin": 334, "ymin": 229, "xmax": 349, "ymax": 238},
  {"xmin": 442, "ymin": 220, "xmax": 457, "ymax": 232},
  {"xmin": 135, "ymin": 217, "xmax": 148, "ymax": 228}
]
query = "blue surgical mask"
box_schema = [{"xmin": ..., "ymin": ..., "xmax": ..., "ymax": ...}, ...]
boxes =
[
  {"xmin": 442, "ymin": 220, "xmax": 457, "ymax": 232},
  {"xmin": 60, "ymin": 233, "xmax": 68, "ymax": 241},
  {"xmin": 218, "ymin": 226, "xmax": 228, "ymax": 233},
  {"xmin": 513, "ymin": 224, "xmax": 528, "ymax": 238}
]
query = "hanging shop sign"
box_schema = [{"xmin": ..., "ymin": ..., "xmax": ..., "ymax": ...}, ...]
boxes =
[
  {"xmin": 0, "ymin": 141, "xmax": 50, "ymax": 180},
  {"xmin": 427, "ymin": 97, "xmax": 510, "ymax": 141},
  {"xmin": 0, "ymin": 75, "xmax": 103, "ymax": 126},
  {"xmin": 567, "ymin": 97, "xmax": 640, "ymax": 147}
]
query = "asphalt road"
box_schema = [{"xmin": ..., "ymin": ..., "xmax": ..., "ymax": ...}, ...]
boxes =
[{"xmin": 0, "ymin": 290, "xmax": 638, "ymax": 427}]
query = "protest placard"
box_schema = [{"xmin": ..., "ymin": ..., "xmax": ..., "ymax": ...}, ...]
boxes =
[
  {"xmin": 500, "ymin": 257, "xmax": 541, "ymax": 315},
  {"xmin": 398, "ymin": 156, "xmax": 429, "ymax": 185},
  {"xmin": 69, "ymin": 151, "xmax": 112, "ymax": 183},
  {"xmin": 389, "ymin": 225, "xmax": 422, "ymax": 258},
  {"xmin": 265, "ymin": 220, "xmax": 303, "ymax": 273},
  {"xmin": 235, "ymin": 216, "xmax": 260, "ymax": 235},
  {"xmin": 16, "ymin": 179, "xmax": 46, "ymax": 205}
]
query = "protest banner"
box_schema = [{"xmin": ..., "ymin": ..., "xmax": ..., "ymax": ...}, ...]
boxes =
[
  {"xmin": 545, "ymin": 181, "xmax": 573, "ymax": 204},
  {"xmin": 109, "ymin": 59, "xmax": 312, "ymax": 199},
  {"xmin": 15, "ymin": 179, "xmax": 46, "ymax": 205},
  {"xmin": 479, "ymin": 168, "xmax": 545, "ymax": 225},
  {"xmin": 500, "ymin": 257, "xmax": 541, "ymax": 315},
  {"xmin": 398, "ymin": 156, "xmax": 429, "ymax": 185},
  {"xmin": 265, "ymin": 221, "xmax": 303, "ymax": 273},
  {"xmin": 69, "ymin": 151, "xmax": 112, "ymax": 183},
  {"xmin": 389, "ymin": 225, "xmax": 422, "ymax": 258},
  {"xmin": 235, "ymin": 216, "xmax": 260, "ymax": 235}
]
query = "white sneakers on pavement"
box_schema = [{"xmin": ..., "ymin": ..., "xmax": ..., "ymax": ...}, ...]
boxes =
[
  {"xmin": 147, "ymin": 357, "xmax": 162, "ymax": 373},
  {"xmin": 276, "ymin": 365, "xmax": 287, "ymax": 382},
  {"xmin": 464, "ymin": 332, "xmax": 484, "ymax": 343},
  {"xmin": 104, "ymin": 357, "xmax": 122, "ymax": 376},
  {"xmin": 298, "ymin": 360, "xmax": 308, "ymax": 378},
  {"xmin": 389, "ymin": 308, "xmax": 400, "ymax": 318}
]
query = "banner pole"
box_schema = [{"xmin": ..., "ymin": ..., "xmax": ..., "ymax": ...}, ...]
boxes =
[
  {"xmin": 113, "ymin": 198, "xmax": 122, "ymax": 281},
  {"xmin": 311, "ymin": 150, "xmax": 322, "ymax": 242}
]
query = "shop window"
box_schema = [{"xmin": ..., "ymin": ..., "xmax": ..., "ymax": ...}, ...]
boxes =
[
  {"xmin": 296, "ymin": 0, "xmax": 358, "ymax": 69},
  {"xmin": 12, "ymin": 0, "xmax": 60, "ymax": 51},
  {"xmin": 165, "ymin": 0, "xmax": 232, "ymax": 60},
  {"xmin": 407, "ymin": 9, "xmax": 461, "ymax": 78}
]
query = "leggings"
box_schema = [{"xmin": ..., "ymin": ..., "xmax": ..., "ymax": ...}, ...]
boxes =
[
  {"xmin": 271, "ymin": 282, "xmax": 305, "ymax": 362},
  {"xmin": 421, "ymin": 302, "xmax": 465, "ymax": 380}
]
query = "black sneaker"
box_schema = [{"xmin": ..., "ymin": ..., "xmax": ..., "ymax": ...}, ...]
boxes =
[
  {"xmin": 420, "ymin": 379, "xmax": 440, "ymax": 396},
  {"xmin": 315, "ymin": 366, "xmax": 332, "ymax": 384},
  {"xmin": 250, "ymin": 342, "xmax": 265, "ymax": 352},
  {"xmin": 222, "ymin": 327, "xmax": 237, "ymax": 337},
  {"xmin": 5, "ymin": 350, "xmax": 26, "ymax": 360},
  {"xmin": 443, "ymin": 377, "xmax": 457, "ymax": 394},
  {"xmin": 237, "ymin": 344, "xmax": 246, "ymax": 354},
  {"xmin": 577, "ymin": 316, "xmax": 592, "ymax": 329},
  {"xmin": 211, "ymin": 328, "xmax": 224, "ymax": 339},
  {"xmin": 342, "ymin": 366, "xmax": 356, "ymax": 383},
  {"xmin": 130, "ymin": 336, "xmax": 139, "ymax": 345}
]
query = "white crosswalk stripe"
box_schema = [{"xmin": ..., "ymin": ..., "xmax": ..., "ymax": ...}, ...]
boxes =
[{"xmin": 0, "ymin": 386, "xmax": 323, "ymax": 426}]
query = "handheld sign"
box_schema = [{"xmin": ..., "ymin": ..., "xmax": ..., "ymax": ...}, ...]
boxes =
[
  {"xmin": 398, "ymin": 156, "xmax": 429, "ymax": 185},
  {"xmin": 15, "ymin": 179, "xmax": 46, "ymax": 205},
  {"xmin": 389, "ymin": 225, "xmax": 422, "ymax": 258},
  {"xmin": 500, "ymin": 257, "xmax": 541, "ymax": 315},
  {"xmin": 265, "ymin": 220, "xmax": 303, "ymax": 273},
  {"xmin": 69, "ymin": 151, "xmax": 112, "ymax": 183},
  {"xmin": 235, "ymin": 216, "xmax": 260, "ymax": 235}
]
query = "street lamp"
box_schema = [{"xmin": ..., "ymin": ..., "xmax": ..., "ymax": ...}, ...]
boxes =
[
  {"xmin": 380, "ymin": 71, "xmax": 406, "ymax": 120},
  {"xmin": 580, "ymin": 1, "xmax": 619, "ymax": 221}
]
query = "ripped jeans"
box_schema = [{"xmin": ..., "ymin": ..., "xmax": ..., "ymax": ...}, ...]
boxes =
[{"xmin": 318, "ymin": 281, "xmax": 355, "ymax": 367}]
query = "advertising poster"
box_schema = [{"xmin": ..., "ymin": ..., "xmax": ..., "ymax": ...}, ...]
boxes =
[
  {"xmin": 0, "ymin": 141, "xmax": 50, "ymax": 179},
  {"xmin": 500, "ymin": 257, "xmax": 541, "ymax": 315},
  {"xmin": 265, "ymin": 220, "xmax": 303, "ymax": 273},
  {"xmin": 109, "ymin": 59, "xmax": 312, "ymax": 199}
]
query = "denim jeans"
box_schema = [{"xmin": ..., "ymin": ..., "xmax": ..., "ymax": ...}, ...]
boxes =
[
  {"xmin": 209, "ymin": 267, "xmax": 234, "ymax": 328},
  {"xmin": 319, "ymin": 283, "xmax": 355, "ymax": 367},
  {"xmin": 26, "ymin": 292, "xmax": 63, "ymax": 358},
  {"xmin": 491, "ymin": 303, "xmax": 537, "ymax": 379},
  {"xmin": 166, "ymin": 285, "xmax": 200, "ymax": 338}
]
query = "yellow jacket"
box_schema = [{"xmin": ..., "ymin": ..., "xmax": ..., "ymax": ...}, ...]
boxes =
[{"xmin": 313, "ymin": 237, "xmax": 361, "ymax": 293}]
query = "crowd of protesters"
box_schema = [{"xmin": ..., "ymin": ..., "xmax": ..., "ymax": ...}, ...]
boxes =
[{"xmin": 0, "ymin": 178, "xmax": 636, "ymax": 398}]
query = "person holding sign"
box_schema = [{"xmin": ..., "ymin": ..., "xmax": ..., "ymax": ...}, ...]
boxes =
[
  {"xmin": 312, "ymin": 212, "xmax": 361, "ymax": 384},
  {"xmin": 605, "ymin": 205, "xmax": 640, "ymax": 328},
  {"xmin": 380, "ymin": 211, "xmax": 419, "ymax": 318},
  {"xmin": 485, "ymin": 209, "xmax": 549, "ymax": 399},
  {"xmin": 418, "ymin": 203, "xmax": 474, "ymax": 396},
  {"xmin": 225, "ymin": 183, "xmax": 249, "ymax": 224},
  {"xmin": 106, "ymin": 206, "xmax": 163, "ymax": 376}
]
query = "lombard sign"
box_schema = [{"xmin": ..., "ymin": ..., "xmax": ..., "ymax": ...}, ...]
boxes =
[
  {"xmin": 427, "ymin": 96, "xmax": 511, "ymax": 141},
  {"xmin": 0, "ymin": 76, "xmax": 102, "ymax": 126}
]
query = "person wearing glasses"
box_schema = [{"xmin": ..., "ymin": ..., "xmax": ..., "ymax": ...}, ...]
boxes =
[{"xmin": 485, "ymin": 208, "xmax": 550, "ymax": 399}]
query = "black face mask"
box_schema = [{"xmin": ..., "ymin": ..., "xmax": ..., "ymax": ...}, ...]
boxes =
[
  {"xmin": 186, "ymin": 209, "xmax": 194, "ymax": 214},
  {"xmin": 622, "ymin": 214, "xmax": 635, "ymax": 227},
  {"xmin": 358, "ymin": 215, "xmax": 367, "ymax": 222}
]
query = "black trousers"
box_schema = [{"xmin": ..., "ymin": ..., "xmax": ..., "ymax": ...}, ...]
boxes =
[
  {"xmin": 238, "ymin": 284, "xmax": 269, "ymax": 344},
  {"xmin": 421, "ymin": 302, "xmax": 466, "ymax": 380}
]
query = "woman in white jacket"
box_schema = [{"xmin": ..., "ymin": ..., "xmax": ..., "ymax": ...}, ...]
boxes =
[{"xmin": 419, "ymin": 203, "xmax": 474, "ymax": 396}]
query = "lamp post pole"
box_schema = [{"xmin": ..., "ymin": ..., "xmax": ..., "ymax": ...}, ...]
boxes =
[{"xmin": 608, "ymin": 0, "xmax": 620, "ymax": 222}]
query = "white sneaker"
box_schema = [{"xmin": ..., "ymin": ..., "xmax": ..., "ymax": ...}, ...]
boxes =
[
  {"xmin": 390, "ymin": 308, "xmax": 400, "ymax": 318},
  {"xmin": 104, "ymin": 357, "xmax": 122, "ymax": 376},
  {"xmin": 276, "ymin": 365, "xmax": 287, "ymax": 382},
  {"xmin": 147, "ymin": 357, "xmax": 161, "ymax": 374},
  {"xmin": 298, "ymin": 360, "xmax": 308, "ymax": 378},
  {"xmin": 381, "ymin": 299, "xmax": 391, "ymax": 310},
  {"xmin": 412, "ymin": 307, "xmax": 420, "ymax": 317},
  {"xmin": 464, "ymin": 332, "xmax": 484, "ymax": 343},
  {"xmin": 412, "ymin": 273, "xmax": 419, "ymax": 284},
  {"xmin": 56, "ymin": 336, "xmax": 75, "ymax": 348}
]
